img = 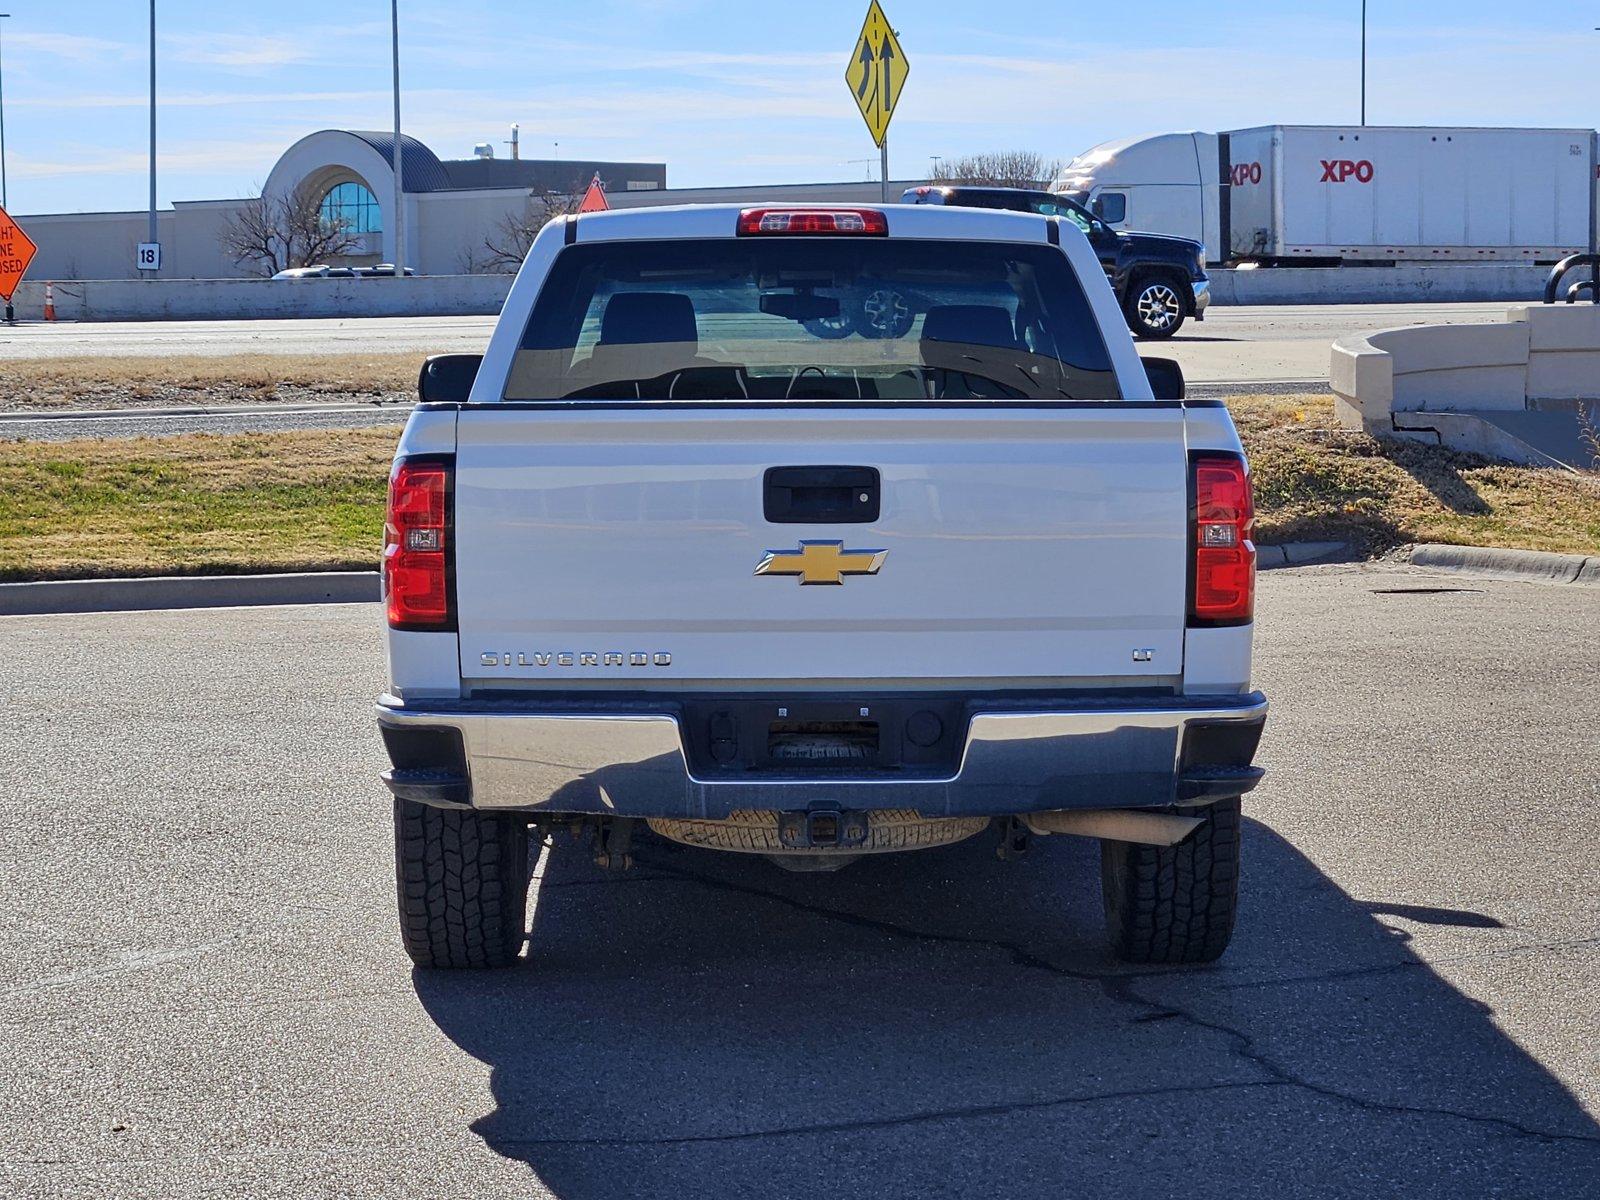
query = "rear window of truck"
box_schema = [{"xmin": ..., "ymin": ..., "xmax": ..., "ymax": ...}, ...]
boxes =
[{"xmin": 505, "ymin": 238, "xmax": 1119, "ymax": 402}]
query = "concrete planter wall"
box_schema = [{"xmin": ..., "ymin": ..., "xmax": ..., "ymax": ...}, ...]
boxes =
[{"xmin": 1330, "ymin": 304, "xmax": 1600, "ymax": 467}]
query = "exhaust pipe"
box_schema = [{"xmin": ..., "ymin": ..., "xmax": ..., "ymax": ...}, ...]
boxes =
[{"xmin": 1021, "ymin": 809, "xmax": 1203, "ymax": 846}]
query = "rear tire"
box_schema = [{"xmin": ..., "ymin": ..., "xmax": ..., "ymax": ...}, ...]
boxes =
[
  {"xmin": 1100, "ymin": 797, "xmax": 1240, "ymax": 965},
  {"xmin": 1123, "ymin": 274, "xmax": 1188, "ymax": 339},
  {"xmin": 394, "ymin": 799, "xmax": 530, "ymax": 969}
]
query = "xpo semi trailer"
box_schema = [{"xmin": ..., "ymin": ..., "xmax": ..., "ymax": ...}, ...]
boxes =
[{"xmin": 1053, "ymin": 125, "xmax": 1599, "ymax": 267}]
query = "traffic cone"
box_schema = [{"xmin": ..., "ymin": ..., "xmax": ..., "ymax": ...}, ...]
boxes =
[{"xmin": 44, "ymin": 282, "xmax": 56, "ymax": 322}]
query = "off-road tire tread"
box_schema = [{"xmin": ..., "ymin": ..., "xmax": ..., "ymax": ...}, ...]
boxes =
[
  {"xmin": 1100, "ymin": 797, "xmax": 1240, "ymax": 964},
  {"xmin": 394, "ymin": 799, "xmax": 529, "ymax": 969}
]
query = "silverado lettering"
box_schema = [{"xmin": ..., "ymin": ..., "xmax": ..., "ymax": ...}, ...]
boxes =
[{"xmin": 479, "ymin": 652, "xmax": 673, "ymax": 668}]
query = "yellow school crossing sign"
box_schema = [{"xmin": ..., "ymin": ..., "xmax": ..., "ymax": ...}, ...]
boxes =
[{"xmin": 845, "ymin": 1, "xmax": 908, "ymax": 149}]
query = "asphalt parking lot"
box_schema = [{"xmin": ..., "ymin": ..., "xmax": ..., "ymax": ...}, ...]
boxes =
[{"xmin": 2, "ymin": 565, "xmax": 1597, "ymax": 1198}]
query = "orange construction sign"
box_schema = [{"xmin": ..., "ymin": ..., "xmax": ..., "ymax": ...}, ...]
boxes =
[
  {"xmin": 0, "ymin": 206, "xmax": 37, "ymax": 303},
  {"xmin": 577, "ymin": 173, "xmax": 610, "ymax": 213}
]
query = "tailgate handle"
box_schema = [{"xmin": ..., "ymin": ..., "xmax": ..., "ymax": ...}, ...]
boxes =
[{"xmin": 764, "ymin": 466, "xmax": 880, "ymax": 524}]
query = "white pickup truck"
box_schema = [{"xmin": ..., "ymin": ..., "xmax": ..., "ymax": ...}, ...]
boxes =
[{"xmin": 377, "ymin": 203, "xmax": 1266, "ymax": 970}]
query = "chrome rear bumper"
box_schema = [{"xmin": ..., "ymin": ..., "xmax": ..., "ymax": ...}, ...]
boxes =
[{"xmin": 376, "ymin": 692, "xmax": 1267, "ymax": 818}]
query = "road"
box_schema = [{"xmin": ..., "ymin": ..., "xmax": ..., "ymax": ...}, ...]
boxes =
[
  {"xmin": 1171, "ymin": 300, "xmax": 1507, "ymax": 387},
  {"xmin": 0, "ymin": 315, "xmax": 497, "ymax": 361},
  {"xmin": 1, "ymin": 566, "xmax": 1596, "ymax": 1198},
  {"xmin": 0, "ymin": 301, "xmax": 1509, "ymax": 440},
  {"xmin": 1, "ymin": 300, "xmax": 1506, "ymax": 377}
]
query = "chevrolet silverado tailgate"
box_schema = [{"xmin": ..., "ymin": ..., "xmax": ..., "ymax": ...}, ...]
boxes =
[{"xmin": 451, "ymin": 404, "xmax": 1188, "ymax": 686}]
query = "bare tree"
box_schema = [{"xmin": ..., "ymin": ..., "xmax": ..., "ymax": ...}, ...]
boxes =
[
  {"xmin": 480, "ymin": 186, "xmax": 587, "ymax": 271},
  {"xmin": 931, "ymin": 151, "xmax": 1063, "ymax": 190},
  {"xmin": 219, "ymin": 182, "xmax": 364, "ymax": 277}
]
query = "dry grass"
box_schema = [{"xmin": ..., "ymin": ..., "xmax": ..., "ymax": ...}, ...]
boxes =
[
  {"xmin": 0, "ymin": 397, "xmax": 1595, "ymax": 582},
  {"xmin": 1232, "ymin": 392, "xmax": 1600, "ymax": 555},
  {"xmin": 0, "ymin": 354, "xmax": 424, "ymax": 411}
]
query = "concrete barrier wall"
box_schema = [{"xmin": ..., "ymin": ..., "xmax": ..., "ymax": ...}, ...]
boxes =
[
  {"xmin": 7, "ymin": 263, "xmax": 1558, "ymax": 323},
  {"xmin": 1208, "ymin": 264, "xmax": 1549, "ymax": 307},
  {"xmin": 12, "ymin": 274, "xmax": 515, "ymax": 322},
  {"xmin": 1330, "ymin": 303, "xmax": 1600, "ymax": 433}
]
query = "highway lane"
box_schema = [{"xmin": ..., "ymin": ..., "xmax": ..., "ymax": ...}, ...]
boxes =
[
  {"xmin": 1, "ymin": 566, "xmax": 1596, "ymax": 1198},
  {"xmin": 1172, "ymin": 300, "xmax": 1507, "ymax": 387},
  {"xmin": 0, "ymin": 300, "xmax": 1509, "ymax": 378},
  {"xmin": 0, "ymin": 314, "xmax": 497, "ymax": 360},
  {"xmin": 0, "ymin": 301, "xmax": 1513, "ymax": 438}
]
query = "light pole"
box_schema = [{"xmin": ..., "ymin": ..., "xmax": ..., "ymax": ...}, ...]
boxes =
[
  {"xmin": 0, "ymin": 14, "xmax": 11, "ymax": 210},
  {"xmin": 148, "ymin": 1, "xmax": 157, "ymax": 253},
  {"xmin": 390, "ymin": 0, "xmax": 405, "ymax": 276},
  {"xmin": 1360, "ymin": 0, "xmax": 1367, "ymax": 126}
]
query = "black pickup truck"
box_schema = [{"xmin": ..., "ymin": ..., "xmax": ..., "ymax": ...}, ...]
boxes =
[{"xmin": 903, "ymin": 185, "xmax": 1209, "ymax": 339}]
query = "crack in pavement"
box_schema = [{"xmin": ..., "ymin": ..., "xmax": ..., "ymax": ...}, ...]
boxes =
[
  {"xmin": 1103, "ymin": 975, "xmax": 1600, "ymax": 1149},
  {"xmin": 636, "ymin": 858, "xmax": 1114, "ymax": 983},
  {"xmin": 641, "ymin": 857, "xmax": 1600, "ymax": 1150},
  {"xmin": 1218, "ymin": 934, "xmax": 1600, "ymax": 993},
  {"xmin": 485, "ymin": 1080, "xmax": 1285, "ymax": 1150}
]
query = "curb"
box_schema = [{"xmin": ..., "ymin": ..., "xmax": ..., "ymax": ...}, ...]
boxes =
[
  {"xmin": 1257, "ymin": 541, "xmax": 1349, "ymax": 569},
  {"xmin": 1410, "ymin": 544, "xmax": 1600, "ymax": 586},
  {"xmin": 0, "ymin": 571, "xmax": 379, "ymax": 616},
  {"xmin": 2, "ymin": 544, "xmax": 1361, "ymax": 617}
]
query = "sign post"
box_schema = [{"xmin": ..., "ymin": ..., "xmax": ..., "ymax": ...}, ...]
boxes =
[
  {"xmin": 844, "ymin": 1, "xmax": 909, "ymax": 203},
  {"xmin": 0, "ymin": 202, "xmax": 36, "ymax": 324}
]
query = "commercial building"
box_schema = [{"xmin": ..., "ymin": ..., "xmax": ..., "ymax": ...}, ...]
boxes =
[
  {"xmin": 19, "ymin": 129, "xmax": 668, "ymax": 280},
  {"xmin": 18, "ymin": 128, "xmax": 914, "ymax": 282}
]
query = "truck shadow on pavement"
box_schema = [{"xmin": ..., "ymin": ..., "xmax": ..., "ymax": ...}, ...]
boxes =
[{"xmin": 414, "ymin": 818, "xmax": 1599, "ymax": 1200}]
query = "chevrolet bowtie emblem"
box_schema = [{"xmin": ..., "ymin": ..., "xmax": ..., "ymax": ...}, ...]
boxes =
[{"xmin": 754, "ymin": 540, "xmax": 888, "ymax": 586}]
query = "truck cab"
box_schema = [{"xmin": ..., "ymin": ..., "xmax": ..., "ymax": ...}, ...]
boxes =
[
  {"xmin": 902, "ymin": 184, "xmax": 1209, "ymax": 338},
  {"xmin": 377, "ymin": 202, "xmax": 1265, "ymax": 971},
  {"xmin": 1053, "ymin": 131, "xmax": 1224, "ymax": 267}
]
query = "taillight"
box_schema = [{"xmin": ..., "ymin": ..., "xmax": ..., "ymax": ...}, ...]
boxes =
[
  {"xmin": 384, "ymin": 456, "xmax": 453, "ymax": 630},
  {"xmin": 736, "ymin": 208, "xmax": 888, "ymax": 236},
  {"xmin": 1189, "ymin": 452, "xmax": 1255, "ymax": 625}
]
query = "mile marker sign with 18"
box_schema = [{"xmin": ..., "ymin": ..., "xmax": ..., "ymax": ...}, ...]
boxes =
[{"xmin": 137, "ymin": 242, "xmax": 161, "ymax": 272}]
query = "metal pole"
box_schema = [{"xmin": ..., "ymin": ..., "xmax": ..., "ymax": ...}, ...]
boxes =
[
  {"xmin": 390, "ymin": 0, "xmax": 405, "ymax": 276},
  {"xmin": 148, "ymin": 0, "xmax": 157, "ymax": 249},
  {"xmin": 0, "ymin": 15, "xmax": 11, "ymax": 211},
  {"xmin": 880, "ymin": 139, "xmax": 889, "ymax": 204},
  {"xmin": 1360, "ymin": 0, "xmax": 1367, "ymax": 127}
]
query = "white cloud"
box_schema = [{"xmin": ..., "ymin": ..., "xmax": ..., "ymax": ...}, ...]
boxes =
[
  {"xmin": 162, "ymin": 33, "xmax": 320, "ymax": 69},
  {"xmin": 13, "ymin": 89, "xmax": 392, "ymax": 112},
  {"xmin": 158, "ymin": 21, "xmax": 391, "ymax": 71},
  {"xmin": 12, "ymin": 137, "xmax": 299, "ymax": 181},
  {"xmin": 6, "ymin": 31, "xmax": 139, "ymax": 63}
]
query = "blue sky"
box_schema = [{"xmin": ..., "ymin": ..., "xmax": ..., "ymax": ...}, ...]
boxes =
[{"xmin": 7, "ymin": 0, "xmax": 1600, "ymax": 214}]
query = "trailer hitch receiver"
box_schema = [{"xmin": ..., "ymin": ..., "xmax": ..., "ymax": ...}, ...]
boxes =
[{"xmin": 778, "ymin": 809, "xmax": 869, "ymax": 849}]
